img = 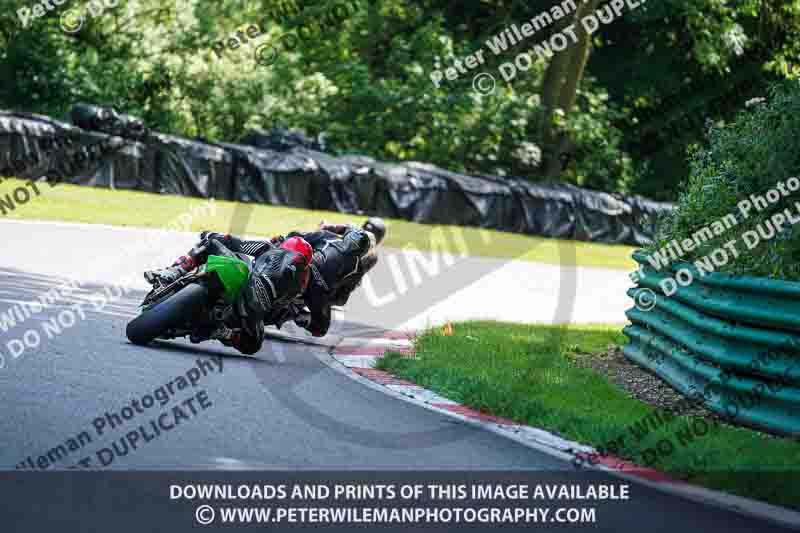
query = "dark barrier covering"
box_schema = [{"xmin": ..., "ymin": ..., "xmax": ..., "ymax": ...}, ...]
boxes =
[
  {"xmin": 242, "ymin": 127, "xmax": 327, "ymax": 152},
  {"xmin": 71, "ymin": 103, "xmax": 149, "ymax": 140},
  {"xmin": 0, "ymin": 106, "xmax": 673, "ymax": 245},
  {"xmin": 0, "ymin": 111, "xmax": 138, "ymax": 186}
]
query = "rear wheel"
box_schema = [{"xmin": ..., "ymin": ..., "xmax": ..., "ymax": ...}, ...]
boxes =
[{"xmin": 126, "ymin": 283, "xmax": 208, "ymax": 345}]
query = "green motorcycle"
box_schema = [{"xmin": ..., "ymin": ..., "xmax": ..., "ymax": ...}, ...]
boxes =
[{"xmin": 126, "ymin": 255, "xmax": 252, "ymax": 346}]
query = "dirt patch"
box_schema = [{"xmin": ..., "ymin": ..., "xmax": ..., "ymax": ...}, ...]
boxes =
[
  {"xmin": 571, "ymin": 344, "xmax": 718, "ymax": 420},
  {"xmin": 574, "ymin": 345, "xmax": 794, "ymax": 441}
]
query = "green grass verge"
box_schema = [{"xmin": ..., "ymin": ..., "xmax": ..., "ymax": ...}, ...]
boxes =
[
  {"xmin": 376, "ymin": 321, "xmax": 800, "ymax": 509},
  {"xmin": 0, "ymin": 178, "xmax": 635, "ymax": 269}
]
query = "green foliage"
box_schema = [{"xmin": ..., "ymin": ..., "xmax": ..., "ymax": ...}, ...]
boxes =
[
  {"xmin": 560, "ymin": 83, "xmax": 635, "ymax": 192},
  {"xmin": 0, "ymin": 0, "xmax": 797, "ymax": 200},
  {"xmin": 651, "ymin": 81, "xmax": 800, "ymax": 280},
  {"xmin": 594, "ymin": 0, "xmax": 799, "ymax": 199}
]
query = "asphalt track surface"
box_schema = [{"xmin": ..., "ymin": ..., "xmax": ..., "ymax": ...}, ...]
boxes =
[{"xmin": 0, "ymin": 220, "xmax": 791, "ymax": 531}]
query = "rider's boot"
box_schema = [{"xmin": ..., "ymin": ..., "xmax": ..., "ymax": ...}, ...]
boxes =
[
  {"xmin": 208, "ymin": 324, "xmax": 242, "ymax": 348},
  {"xmin": 144, "ymin": 255, "xmax": 197, "ymax": 287},
  {"xmin": 189, "ymin": 322, "xmax": 238, "ymax": 344}
]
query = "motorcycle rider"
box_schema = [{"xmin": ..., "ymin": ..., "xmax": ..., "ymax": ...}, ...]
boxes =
[
  {"xmin": 144, "ymin": 232, "xmax": 313, "ymax": 355},
  {"xmin": 326, "ymin": 218, "xmax": 385, "ymax": 306},
  {"xmin": 145, "ymin": 218, "xmax": 386, "ymax": 340},
  {"xmin": 275, "ymin": 217, "xmax": 386, "ymax": 337}
]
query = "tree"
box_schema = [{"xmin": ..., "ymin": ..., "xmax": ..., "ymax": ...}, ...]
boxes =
[{"xmin": 539, "ymin": 0, "xmax": 601, "ymax": 180}]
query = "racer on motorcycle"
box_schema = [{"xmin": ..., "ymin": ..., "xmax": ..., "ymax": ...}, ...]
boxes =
[
  {"xmin": 144, "ymin": 232, "xmax": 312, "ymax": 354},
  {"xmin": 144, "ymin": 217, "xmax": 386, "ymax": 342}
]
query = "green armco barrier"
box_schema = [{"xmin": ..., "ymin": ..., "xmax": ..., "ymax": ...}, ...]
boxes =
[
  {"xmin": 625, "ymin": 292, "xmax": 799, "ymax": 382},
  {"xmin": 626, "ymin": 286, "xmax": 800, "ymax": 349},
  {"xmin": 632, "ymin": 250, "xmax": 800, "ymax": 296},
  {"xmin": 625, "ymin": 250, "xmax": 800, "ymax": 436},
  {"xmin": 631, "ymin": 250, "xmax": 800, "ymax": 332},
  {"xmin": 623, "ymin": 328, "xmax": 800, "ymax": 435}
]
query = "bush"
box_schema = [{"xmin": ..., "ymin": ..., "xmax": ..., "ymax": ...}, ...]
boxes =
[{"xmin": 650, "ymin": 81, "xmax": 800, "ymax": 280}]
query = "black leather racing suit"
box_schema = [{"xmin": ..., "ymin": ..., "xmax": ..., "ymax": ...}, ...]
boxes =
[
  {"xmin": 181, "ymin": 232, "xmax": 309, "ymax": 354},
  {"xmin": 284, "ymin": 227, "xmax": 376, "ymax": 337}
]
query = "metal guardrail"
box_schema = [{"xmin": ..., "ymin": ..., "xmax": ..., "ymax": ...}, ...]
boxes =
[{"xmin": 624, "ymin": 251, "xmax": 800, "ymax": 436}]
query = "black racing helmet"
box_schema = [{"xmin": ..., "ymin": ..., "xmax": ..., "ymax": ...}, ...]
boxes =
[{"xmin": 362, "ymin": 217, "xmax": 386, "ymax": 246}]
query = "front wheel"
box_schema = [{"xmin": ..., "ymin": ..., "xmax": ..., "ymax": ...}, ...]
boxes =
[{"xmin": 126, "ymin": 283, "xmax": 208, "ymax": 345}]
